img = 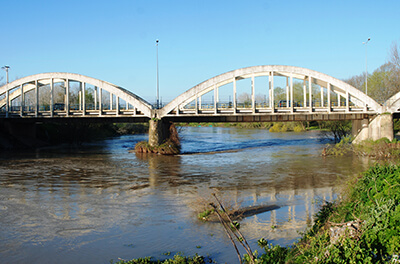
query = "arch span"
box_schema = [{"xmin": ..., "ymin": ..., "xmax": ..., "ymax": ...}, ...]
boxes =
[
  {"xmin": 0, "ymin": 72, "xmax": 152, "ymax": 118},
  {"xmin": 158, "ymin": 65, "xmax": 382, "ymax": 118},
  {"xmin": 384, "ymin": 92, "xmax": 400, "ymax": 113}
]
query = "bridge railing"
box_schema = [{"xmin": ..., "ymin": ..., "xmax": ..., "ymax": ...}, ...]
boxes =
[{"xmin": 179, "ymin": 100, "xmax": 357, "ymax": 111}]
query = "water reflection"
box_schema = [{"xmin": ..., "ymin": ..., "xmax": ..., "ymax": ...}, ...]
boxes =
[{"xmin": 0, "ymin": 129, "xmax": 372, "ymax": 263}]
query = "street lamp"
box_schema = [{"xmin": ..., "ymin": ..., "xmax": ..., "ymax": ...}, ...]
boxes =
[
  {"xmin": 1, "ymin": 65, "xmax": 10, "ymax": 84},
  {"xmin": 363, "ymin": 38, "xmax": 371, "ymax": 95},
  {"xmin": 156, "ymin": 39, "xmax": 159, "ymax": 109}
]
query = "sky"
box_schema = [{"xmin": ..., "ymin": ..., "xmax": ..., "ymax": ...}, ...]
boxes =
[{"xmin": 1, "ymin": 0, "xmax": 400, "ymax": 103}]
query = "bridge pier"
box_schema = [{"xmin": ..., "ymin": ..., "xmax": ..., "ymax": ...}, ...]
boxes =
[
  {"xmin": 352, "ymin": 114, "xmax": 394, "ymax": 144},
  {"xmin": 145, "ymin": 119, "xmax": 181, "ymax": 154},
  {"xmin": 148, "ymin": 119, "xmax": 169, "ymax": 147}
]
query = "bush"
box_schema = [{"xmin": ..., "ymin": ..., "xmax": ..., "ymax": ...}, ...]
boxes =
[
  {"xmin": 113, "ymin": 253, "xmax": 207, "ymax": 264},
  {"xmin": 353, "ymin": 138, "xmax": 400, "ymax": 158},
  {"xmin": 269, "ymin": 122, "xmax": 305, "ymax": 133},
  {"xmin": 322, "ymin": 136, "xmax": 353, "ymax": 156}
]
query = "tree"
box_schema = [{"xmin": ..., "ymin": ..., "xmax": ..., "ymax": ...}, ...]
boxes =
[
  {"xmin": 237, "ymin": 92, "xmax": 251, "ymax": 106},
  {"xmin": 343, "ymin": 73, "xmax": 366, "ymax": 91},
  {"xmin": 274, "ymin": 87, "xmax": 286, "ymax": 101},
  {"xmin": 388, "ymin": 41, "xmax": 400, "ymax": 99},
  {"xmin": 390, "ymin": 41, "xmax": 400, "ymax": 68},
  {"xmin": 367, "ymin": 62, "xmax": 396, "ymax": 104},
  {"xmin": 343, "ymin": 41, "xmax": 400, "ymax": 105}
]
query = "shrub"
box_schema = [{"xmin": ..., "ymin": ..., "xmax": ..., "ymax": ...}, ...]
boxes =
[{"xmin": 113, "ymin": 253, "xmax": 207, "ymax": 264}]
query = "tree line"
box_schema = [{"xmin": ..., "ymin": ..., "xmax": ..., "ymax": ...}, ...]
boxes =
[{"xmin": 344, "ymin": 41, "xmax": 400, "ymax": 104}]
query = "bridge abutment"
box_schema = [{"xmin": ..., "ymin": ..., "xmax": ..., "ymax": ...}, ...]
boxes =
[{"xmin": 352, "ymin": 114, "xmax": 394, "ymax": 144}]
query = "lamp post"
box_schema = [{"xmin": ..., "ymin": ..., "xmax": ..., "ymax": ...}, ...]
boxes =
[
  {"xmin": 1, "ymin": 65, "xmax": 10, "ymax": 84},
  {"xmin": 363, "ymin": 38, "xmax": 371, "ymax": 95},
  {"xmin": 156, "ymin": 39, "xmax": 159, "ymax": 109}
]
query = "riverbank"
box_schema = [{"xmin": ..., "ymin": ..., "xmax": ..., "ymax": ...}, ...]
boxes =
[
  {"xmin": 323, "ymin": 136, "xmax": 400, "ymax": 158},
  {"xmin": 177, "ymin": 121, "xmax": 307, "ymax": 132}
]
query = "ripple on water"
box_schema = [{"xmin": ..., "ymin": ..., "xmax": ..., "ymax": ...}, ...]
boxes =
[{"xmin": 0, "ymin": 128, "xmax": 372, "ymax": 263}]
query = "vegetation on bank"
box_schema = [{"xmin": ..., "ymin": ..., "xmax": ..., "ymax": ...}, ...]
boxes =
[
  {"xmin": 323, "ymin": 136, "xmax": 400, "ymax": 158},
  {"xmin": 112, "ymin": 253, "xmax": 211, "ymax": 264},
  {"xmin": 179, "ymin": 121, "xmax": 307, "ymax": 132},
  {"xmin": 178, "ymin": 120, "xmax": 352, "ymax": 134}
]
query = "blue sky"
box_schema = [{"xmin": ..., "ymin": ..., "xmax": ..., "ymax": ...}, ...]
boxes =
[{"xmin": 1, "ymin": 0, "xmax": 399, "ymax": 103}]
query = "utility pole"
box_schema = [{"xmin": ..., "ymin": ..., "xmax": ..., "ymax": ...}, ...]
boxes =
[
  {"xmin": 1, "ymin": 65, "xmax": 10, "ymax": 83},
  {"xmin": 156, "ymin": 39, "xmax": 159, "ymax": 109},
  {"xmin": 363, "ymin": 38, "xmax": 371, "ymax": 95}
]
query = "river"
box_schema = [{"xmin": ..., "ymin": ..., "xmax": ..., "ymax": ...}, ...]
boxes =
[{"xmin": 0, "ymin": 126, "xmax": 371, "ymax": 263}]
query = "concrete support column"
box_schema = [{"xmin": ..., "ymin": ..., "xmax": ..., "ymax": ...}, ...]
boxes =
[
  {"xmin": 303, "ymin": 79, "xmax": 306, "ymax": 107},
  {"xmin": 94, "ymin": 86, "xmax": 97, "ymax": 110},
  {"xmin": 195, "ymin": 96, "xmax": 198, "ymax": 114},
  {"xmin": 251, "ymin": 74, "xmax": 255, "ymax": 113},
  {"xmin": 5, "ymin": 88, "xmax": 9, "ymax": 118},
  {"xmin": 290, "ymin": 73, "xmax": 293, "ymax": 113},
  {"xmin": 65, "ymin": 79, "xmax": 70, "ymax": 116},
  {"xmin": 233, "ymin": 77, "xmax": 237, "ymax": 113},
  {"xmin": 35, "ymin": 80, "xmax": 39, "ymax": 117},
  {"xmin": 116, "ymin": 97, "xmax": 120, "ymax": 116},
  {"xmin": 308, "ymin": 76, "xmax": 312, "ymax": 112},
  {"xmin": 321, "ymin": 86, "xmax": 324, "ymax": 107},
  {"xmin": 82, "ymin": 82, "xmax": 86, "ymax": 116},
  {"xmin": 286, "ymin": 77, "xmax": 289, "ymax": 104},
  {"xmin": 213, "ymin": 84, "xmax": 217, "ymax": 114},
  {"xmin": 327, "ymin": 83, "xmax": 331, "ymax": 113},
  {"xmin": 50, "ymin": 78, "xmax": 54, "ymax": 117},
  {"xmin": 149, "ymin": 119, "xmax": 168, "ymax": 147},
  {"xmin": 269, "ymin": 71, "xmax": 274, "ymax": 109},
  {"xmin": 20, "ymin": 84, "xmax": 24, "ymax": 116},
  {"xmin": 352, "ymin": 114, "xmax": 394, "ymax": 143},
  {"xmin": 99, "ymin": 88, "xmax": 103, "ymax": 116},
  {"xmin": 146, "ymin": 119, "xmax": 181, "ymax": 154}
]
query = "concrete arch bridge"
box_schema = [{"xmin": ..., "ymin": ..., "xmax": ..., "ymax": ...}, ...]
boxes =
[{"xmin": 0, "ymin": 66, "xmax": 398, "ymax": 146}]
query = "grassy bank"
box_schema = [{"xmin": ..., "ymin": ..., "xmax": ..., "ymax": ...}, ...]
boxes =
[
  {"xmin": 178, "ymin": 122, "xmax": 307, "ymax": 132},
  {"xmin": 113, "ymin": 253, "xmax": 210, "ymax": 264},
  {"xmin": 323, "ymin": 137, "xmax": 400, "ymax": 158}
]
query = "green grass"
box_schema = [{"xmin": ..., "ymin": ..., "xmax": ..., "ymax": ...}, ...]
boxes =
[{"xmin": 112, "ymin": 253, "xmax": 209, "ymax": 264}]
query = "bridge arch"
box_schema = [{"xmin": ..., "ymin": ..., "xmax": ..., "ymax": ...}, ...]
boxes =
[
  {"xmin": 0, "ymin": 72, "xmax": 153, "ymax": 118},
  {"xmin": 384, "ymin": 92, "xmax": 400, "ymax": 113},
  {"xmin": 158, "ymin": 65, "xmax": 382, "ymax": 118}
]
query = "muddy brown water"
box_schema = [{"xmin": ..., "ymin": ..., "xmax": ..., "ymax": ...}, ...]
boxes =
[{"xmin": 0, "ymin": 127, "xmax": 372, "ymax": 263}]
